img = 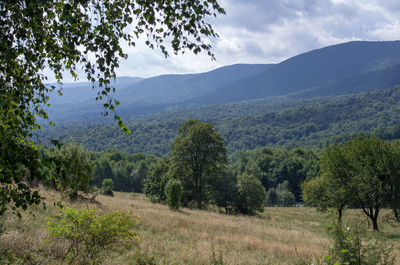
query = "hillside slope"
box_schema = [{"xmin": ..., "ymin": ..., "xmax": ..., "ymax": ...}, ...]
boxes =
[{"xmin": 41, "ymin": 86, "xmax": 400, "ymax": 155}]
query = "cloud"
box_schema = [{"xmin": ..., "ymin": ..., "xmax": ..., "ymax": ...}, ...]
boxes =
[{"xmin": 50, "ymin": 0, "xmax": 400, "ymax": 82}]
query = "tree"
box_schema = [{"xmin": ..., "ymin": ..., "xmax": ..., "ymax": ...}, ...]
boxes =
[
  {"xmin": 303, "ymin": 136, "xmax": 400, "ymax": 230},
  {"xmin": 346, "ymin": 136, "xmax": 398, "ymax": 231},
  {"xmin": 276, "ymin": 181, "xmax": 296, "ymax": 206},
  {"xmin": 1, "ymin": 0, "xmax": 224, "ymax": 215},
  {"xmin": 170, "ymin": 119, "xmax": 227, "ymax": 209},
  {"xmin": 130, "ymin": 160, "xmax": 148, "ymax": 193},
  {"xmin": 53, "ymin": 142, "xmax": 94, "ymax": 200},
  {"xmin": 234, "ymin": 173, "xmax": 266, "ymax": 214},
  {"xmin": 302, "ymin": 143, "xmax": 354, "ymax": 222},
  {"xmin": 101, "ymin": 178, "xmax": 114, "ymax": 196},
  {"xmin": 165, "ymin": 179, "xmax": 183, "ymax": 210},
  {"xmin": 144, "ymin": 157, "xmax": 171, "ymax": 203}
]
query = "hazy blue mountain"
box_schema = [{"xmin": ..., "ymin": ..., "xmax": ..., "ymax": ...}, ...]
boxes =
[
  {"xmin": 189, "ymin": 41, "xmax": 400, "ymax": 104},
  {"xmin": 44, "ymin": 40, "xmax": 400, "ymax": 132},
  {"xmin": 46, "ymin": 64, "xmax": 272, "ymax": 121},
  {"xmin": 48, "ymin": 76, "xmax": 143, "ymax": 104}
]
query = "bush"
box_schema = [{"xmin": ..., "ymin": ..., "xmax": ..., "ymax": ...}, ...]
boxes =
[
  {"xmin": 325, "ymin": 222, "xmax": 395, "ymax": 265},
  {"xmin": 46, "ymin": 207, "xmax": 136, "ymax": 264},
  {"xmin": 164, "ymin": 179, "xmax": 183, "ymax": 210},
  {"xmin": 101, "ymin": 178, "xmax": 114, "ymax": 196},
  {"xmin": 234, "ymin": 173, "xmax": 266, "ymax": 214},
  {"xmin": 265, "ymin": 188, "xmax": 278, "ymax": 206}
]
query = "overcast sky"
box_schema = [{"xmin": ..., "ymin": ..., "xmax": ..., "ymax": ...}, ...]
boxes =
[{"xmin": 63, "ymin": 0, "xmax": 400, "ymax": 82}]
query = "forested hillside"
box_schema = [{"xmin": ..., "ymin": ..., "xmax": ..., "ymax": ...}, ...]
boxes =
[
  {"xmin": 41, "ymin": 85, "xmax": 400, "ymax": 155},
  {"xmin": 44, "ymin": 41, "xmax": 400, "ymax": 123}
]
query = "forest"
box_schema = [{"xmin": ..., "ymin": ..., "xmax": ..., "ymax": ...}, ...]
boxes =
[
  {"xmin": 41, "ymin": 85, "xmax": 400, "ymax": 155},
  {"xmin": 2, "ymin": 0, "xmax": 400, "ymax": 264}
]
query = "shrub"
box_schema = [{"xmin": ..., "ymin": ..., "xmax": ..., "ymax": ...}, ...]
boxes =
[
  {"xmin": 325, "ymin": 222, "xmax": 395, "ymax": 265},
  {"xmin": 164, "ymin": 179, "xmax": 183, "ymax": 210},
  {"xmin": 46, "ymin": 207, "xmax": 136, "ymax": 264},
  {"xmin": 265, "ymin": 188, "xmax": 278, "ymax": 206},
  {"xmin": 234, "ymin": 173, "xmax": 266, "ymax": 214},
  {"xmin": 101, "ymin": 178, "xmax": 114, "ymax": 196}
]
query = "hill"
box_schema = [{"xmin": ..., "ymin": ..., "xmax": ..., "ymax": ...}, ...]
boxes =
[
  {"xmin": 40, "ymin": 85, "xmax": 400, "ymax": 155},
  {"xmin": 189, "ymin": 41, "xmax": 400, "ymax": 104},
  {"xmin": 45, "ymin": 41, "xmax": 400, "ymax": 123}
]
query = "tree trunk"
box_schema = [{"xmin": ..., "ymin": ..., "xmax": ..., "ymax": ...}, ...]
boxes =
[
  {"xmin": 338, "ymin": 208, "xmax": 342, "ymax": 222},
  {"xmin": 361, "ymin": 206, "xmax": 380, "ymax": 231},
  {"xmin": 337, "ymin": 205, "xmax": 344, "ymax": 222},
  {"xmin": 393, "ymin": 209, "xmax": 400, "ymax": 223},
  {"xmin": 371, "ymin": 215, "xmax": 379, "ymax": 231}
]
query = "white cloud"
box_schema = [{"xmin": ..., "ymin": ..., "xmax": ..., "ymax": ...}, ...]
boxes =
[{"xmin": 52, "ymin": 0, "xmax": 400, "ymax": 83}]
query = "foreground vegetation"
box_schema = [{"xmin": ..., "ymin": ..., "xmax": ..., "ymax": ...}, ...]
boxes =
[{"xmin": 1, "ymin": 190, "xmax": 399, "ymax": 265}]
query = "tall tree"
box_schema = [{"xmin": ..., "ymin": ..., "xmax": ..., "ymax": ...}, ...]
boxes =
[
  {"xmin": 0, "ymin": 0, "xmax": 224, "ymax": 215},
  {"xmin": 346, "ymin": 136, "xmax": 399, "ymax": 231},
  {"xmin": 53, "ymin": 142, "xmax": 94, "ymax": 200},
  {"xmin": 170, "ymin": 119, "xmax": 227, "ymax": 209},
  {"xmin": 302, "ymin": 143, "xmax": 354, "ymax": 221}
]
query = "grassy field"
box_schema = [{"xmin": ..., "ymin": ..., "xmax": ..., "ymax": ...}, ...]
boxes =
[{"xmin": 1, "ymin": 189, "xmax": 399, "ymax": 264}]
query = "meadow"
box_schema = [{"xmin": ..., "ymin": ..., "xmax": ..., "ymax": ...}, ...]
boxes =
[{"xmin": 1, "ymin": 189, "xmax": 399, "ymax": 265}]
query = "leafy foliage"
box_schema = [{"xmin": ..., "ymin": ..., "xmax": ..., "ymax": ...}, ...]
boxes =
[
  {"xmin": 46, "ymin": 207, "xmax": 136, "ymax": 264},
  {"xmin": 303, "ymin": 136, "xmax": 400, "ymax": 230},
  {"xmin": 1, "ymin": 0, "xmax": 224, "ymax": 215},
  {"xmin": 52, "ymin": 142, "xmax": 94, "ymax": 200},
  {"xmin": 170, "ymin": 119, "xmax": 228, "ymax": 209},
  {"xmin": 234, "ymin": 173, "xmax": 266, "ymax": 215},
  {"xmin": 144, "ymin": 157, "xmax": 171, "ymax": 203},
  {"xmin": 101, "ymin": 178, "xmax": 114, "ymax": 196},
  {"xmin": 165, "ymin": 179, "xmax": 183, "ymax": 210},
  {"xmin": 325, "ymin": 223, "xmax": 395, "ymax": 265},
  {"xmin": 41, "ymin": 86, "xmax": 400, "ymax": 155}
]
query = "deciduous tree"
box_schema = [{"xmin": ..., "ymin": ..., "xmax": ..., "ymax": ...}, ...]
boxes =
[
  {"xmin": 0, "ymin": 0, "xmax": 224, "ymax": 215},
  {"xmin": 170, "ymin": 119, "xmax": 227, "ymax": 209}
]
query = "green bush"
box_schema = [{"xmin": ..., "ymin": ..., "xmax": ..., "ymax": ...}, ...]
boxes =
[
  {"xmin": 46, "ymin": 207, "xmax": 136, "ymax": 264},
  {"xmin": 101, "ymin": 178, "xmax": 114, "ymax": 196},
  {"xmin": 235, "ymin": 173, "xmax": 266, "ymax": 214},
  {"xmin": 164, "ymin": 179, "xmax": 183, "ymax": 210},
  {"xmin": 325, "ymin": 223, "xmax": 395, "ymax": 265},
  {"xmin": 265, "ymin": 188, "xmax": 278, "ymax": 206}
]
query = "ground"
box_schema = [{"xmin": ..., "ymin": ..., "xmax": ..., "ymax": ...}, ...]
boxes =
[{"xmin": 0, "ymin": 189, "xmax": 399, "ymax": 264}]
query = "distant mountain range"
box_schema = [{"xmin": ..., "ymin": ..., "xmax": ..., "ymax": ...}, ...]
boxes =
[
  {"xmin": 46, "ymin": 40, "xmax": 400, "ymax": 123},
  {"xmin": 41, "ymin": 40, "xmax": 400, "ymax": 154}
]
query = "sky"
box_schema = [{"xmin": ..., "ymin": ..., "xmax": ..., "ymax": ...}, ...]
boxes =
[{"xmin": 63, "ymin": 0, "xmax": 400, "ymax": 82}]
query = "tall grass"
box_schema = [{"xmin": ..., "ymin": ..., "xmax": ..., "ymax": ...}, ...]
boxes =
[{"xmin": 0, "ymin": 189, "xmax": 399, "ymax": 264}]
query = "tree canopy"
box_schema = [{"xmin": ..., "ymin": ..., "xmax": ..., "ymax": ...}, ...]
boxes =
[
  {"xmin": 0, "ymin": 0, "xmax": 225, "ymax": 215},
  {"xmin": 303, "ymin": 136, "xmax": 400, "ymax": 230},
  {"xmin": 170, "ymin": 119, "xmax": 227, "ymax": 209}
]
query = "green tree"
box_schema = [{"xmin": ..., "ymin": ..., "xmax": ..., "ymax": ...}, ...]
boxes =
[
  {"xmin": 276, "ymin": 181, "xmax": 296, "ymax": 206},
  {"xmin": 211, "ymin": 169, "xmax": 237, "ymax": 213},
  {"xmin": 144, "ymin": 157, "xmax": 171, "ymax": 203},
  {"xmin": 170, "ymin": 119, "xmax": 227, "ymax": 209},
  {"xmin": 165, "ymin": 179, "xmax": 183, "ymax": 210},
  {"xmin": 1, "ymin": 0, "xmax": 224, "ymax": 215},
  {"xmin": 234, "ymin": 173, "xmax": 266, "ymax": 215},
  {"xmin": 346, "ymin": 136, "xmax": 398, "ymax": 231},
  {"xmin": 53, "ymin": 142, "xmax": 94, "ymax": 200},
  {"xmin": 302, "ymin": 143, "xmax": 354, "ymax": 222},
  {"xmin": 265, "ymin": 188, "xmax": 278, "ymax": 206},
  {"xmin": 101, "ymin": 178, "xmax": 114, "ymax": 196},
  {"xmin": 130, "ymin": 160, "xmax": 148, "ymax": 193}
]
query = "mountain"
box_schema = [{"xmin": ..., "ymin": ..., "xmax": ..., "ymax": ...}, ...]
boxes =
[
  {"xmin": 188, "ymin": 41, "xmax": 400, "ymax": 104},
  {"xmin": 46, "ymin": 64, "xmax": 271, "ymax": 122},
  {"xmin": 46, "ymin": 41, "xmax": 400, "ymax": 123},
  {"xmin": 40, "ymin": 40, "xmax": 400, "ymax": 154},
  {"xmin": 41, "ymin": 85, "xmax": 400, "ymax": 155}
]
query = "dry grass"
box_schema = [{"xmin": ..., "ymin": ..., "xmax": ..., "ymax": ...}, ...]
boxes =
[{"xmin": 1, "ymin": 189, "xmax": 399, "ymax": 264}]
